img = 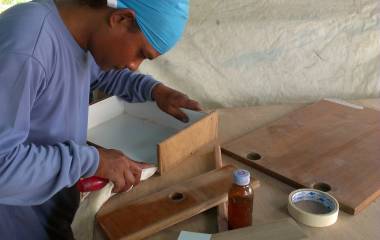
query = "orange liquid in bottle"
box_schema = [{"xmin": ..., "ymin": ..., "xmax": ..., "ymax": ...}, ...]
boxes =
[{"xmin": 228, "ymin": 169, "xmax": 254, "ymax": 230}]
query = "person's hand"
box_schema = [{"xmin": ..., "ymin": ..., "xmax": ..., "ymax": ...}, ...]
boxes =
[
  {"xmin": 95, "ymin": 148, "xmax": 151, "ymax": 193},
  {"xmin": 152, "ymin": 83, "xmax": 202, "ymax": 122}
]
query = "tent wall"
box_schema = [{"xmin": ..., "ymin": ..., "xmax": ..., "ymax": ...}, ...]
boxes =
[{"xmin": 140, "ymin": 0, "xmax": 380, "ymax": 108}]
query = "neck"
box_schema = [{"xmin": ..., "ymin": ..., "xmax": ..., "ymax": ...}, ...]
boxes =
[{"xmin": 54, "ymin": 0, "xmax": 107, "ymax": 50}]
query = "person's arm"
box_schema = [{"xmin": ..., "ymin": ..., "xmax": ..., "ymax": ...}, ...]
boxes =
[
  {"xmin": 90, "ymin": 66, "xmax": 161, "ymax": 103},
  {"xmin": 0, "ymin": 53, "xmax": 98, "ymax": 206},
  {"xmin": 89, "ymin": 57, "xmax": 202, "ymax": 122}
]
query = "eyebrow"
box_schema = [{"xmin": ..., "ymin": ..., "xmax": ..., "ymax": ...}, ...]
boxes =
[
  {"xmin": 146, "ymin": 51, "xmax": 155, "ymax": 60},
  {"xmin": 142, "ymin": 49, "xmax": 154, "ymax": 60}
]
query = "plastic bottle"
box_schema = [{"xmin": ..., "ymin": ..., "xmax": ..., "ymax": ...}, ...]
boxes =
[{"xmin": 228, "ymin": 169, "xmax": 254, "ymax": 230}]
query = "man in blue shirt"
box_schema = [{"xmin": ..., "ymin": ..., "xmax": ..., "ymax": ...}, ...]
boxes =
[{"xmin": 0, "ymin": 0, "xmax": 200, "ymax": 238}]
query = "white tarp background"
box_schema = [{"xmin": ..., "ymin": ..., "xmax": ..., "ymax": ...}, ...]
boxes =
[{"xmin": 140, "ymin": 0, "xmax": 380, "ymax": 109}]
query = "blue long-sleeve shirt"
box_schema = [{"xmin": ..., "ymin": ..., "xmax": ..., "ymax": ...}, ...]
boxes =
[{"xmin": 0, "ymin": 0, "xmax": 160, "ymax": 206}]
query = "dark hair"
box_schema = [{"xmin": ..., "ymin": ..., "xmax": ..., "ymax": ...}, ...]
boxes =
[
  {"xmin": 78, "ymin": 0, "xmax": 140, "ymax": 32},
  {"xmin": 78, "ymin": 0, "xmax": 107, "ymax": 8}
]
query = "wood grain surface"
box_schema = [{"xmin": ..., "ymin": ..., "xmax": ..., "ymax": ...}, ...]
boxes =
[
  {"xmin": 222, "ymin": 100, "xmax": 380, "ymax": 215},
  {"xmin": 158, "ymin": 111, "xmax": 218, "ymax": 174},
  {"xmin": 214, "ymin": 145, "xmax": 229, "ymax": 232},
  {"xmin": 98, "ymin": 165, "xmax": 237, "ymax": 240}
]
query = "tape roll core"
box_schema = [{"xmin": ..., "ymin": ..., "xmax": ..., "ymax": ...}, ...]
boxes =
[{"xmin": 288, "ymin": 189, "xmax": 339, "ymax": 227}]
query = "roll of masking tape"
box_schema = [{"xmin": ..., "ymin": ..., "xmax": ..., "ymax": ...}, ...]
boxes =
[{"xmin": 288, "ymin": 189, "xmax": 339, "ymax": 227}]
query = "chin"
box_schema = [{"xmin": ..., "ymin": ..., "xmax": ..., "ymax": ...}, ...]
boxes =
[
  {"xmin": 99, "ymin": 66, "xmax": 110, "ymax": 71},
  {"xmin": 91, "ymin": 55, "xmax": 112, "ymax": 71},
  {"xmin": 98, "ymin": 63, "xmax": 114, "ymax": 71}
]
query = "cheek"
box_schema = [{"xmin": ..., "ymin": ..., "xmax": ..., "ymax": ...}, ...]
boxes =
[
  {"xmin": 93, "ymin": 33, "xmax": 145, "ymax": 70},
  {"xmin": 99, "ymin": 43, "xmax": 131, "ymax": 69},
  {"xmin": 89, "ymin": 36, "xmax": 115, "ymax": 69},
  {"xmin": 121, "ymin": 46, "xmax": 144, "ymax": 70}
]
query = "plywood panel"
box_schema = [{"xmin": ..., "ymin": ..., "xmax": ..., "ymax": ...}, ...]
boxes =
[
  {"xmin": 222, "ymin": 100, "xmax": 380, "ymax": 214},
  {"xmin": 98, "ymin": 165, "xmax": 236, "ymax": 240},
  {"xmin": 158, "ymin": 111, "xmax": 218, "ymax": 174}
]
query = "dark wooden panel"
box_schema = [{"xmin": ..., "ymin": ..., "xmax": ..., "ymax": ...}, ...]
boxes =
[
  {"xmin": 222, "ymin": 100, "xmax": 380, "ymax": 215},
  {"xmin": 98, "ymin": 165, "xmax": 240, "ymax": 240}
]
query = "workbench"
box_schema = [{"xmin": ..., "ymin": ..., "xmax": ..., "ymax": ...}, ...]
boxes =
[{"xmin": 94, "ymin": 98, "xmax": 380, "ymax": 240}]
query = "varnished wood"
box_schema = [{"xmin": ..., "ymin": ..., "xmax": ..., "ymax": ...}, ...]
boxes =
[
  {"xmin": 222, "ymin": 100, "xmax": 380, "ymax": 215},
  {"xmin": 214, "ymin": 145, "xmax": 228, "ymax": 232},
  {"xmin": 97, "ymin": 154, "xmax": 259, "ymax": 240},
  {"xmin": 97, "ymin": 143, "xmax": 218, "ymax": 217},
  {"xmin": 98, "ymin": 166, "xmax": 236, "ymax": 240}
]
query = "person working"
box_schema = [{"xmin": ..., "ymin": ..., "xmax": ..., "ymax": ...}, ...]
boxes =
[{"xmin": 0, "ymin": 0, "xmax": 200, "ymax": 238}]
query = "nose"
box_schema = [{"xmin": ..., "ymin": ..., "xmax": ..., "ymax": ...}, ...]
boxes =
[{"xmin": 127, "ymin": 59, "xmax": 143, "ymax": 71}]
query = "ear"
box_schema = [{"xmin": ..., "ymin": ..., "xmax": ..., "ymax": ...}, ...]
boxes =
[{"xmin": 108, "ymin": 9, "xmax": 138, "ymax": 32}]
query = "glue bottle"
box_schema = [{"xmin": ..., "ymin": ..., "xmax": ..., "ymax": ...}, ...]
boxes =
[{"xmin": 228, "ymin": 169, "xmax": 254, "ymax": 230}]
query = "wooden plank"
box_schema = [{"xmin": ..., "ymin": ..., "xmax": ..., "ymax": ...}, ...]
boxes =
[
  {"xmin": 97, "ymin": 143, "xmax": 218, "ymax": 217},
  {"xmin": 222, "ymin": 100, "xmax": 380, "ymax": 215},
  {"xmin": 158, "ymin": 111, "xmax": 218, "ymax": 174},
  {"xmin": 214, "ymin": 145, "xmax": 228, "ymax": 232},
  {"xmin": 98, "ymin": 165, "xmax": 236, "ymax": 240},
  {"xmin": 211, "ymin": 218, "xmax": 307, "ymax": 240}
]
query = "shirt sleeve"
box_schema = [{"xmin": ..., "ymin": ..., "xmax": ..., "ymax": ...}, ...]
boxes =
[
  {"xmin": 90, "ymin": 63, "xmax": 161, "ymax": 103},
  {"xmin": 0, "ymin": 53, "xmax": 99, "ymax": 206}
]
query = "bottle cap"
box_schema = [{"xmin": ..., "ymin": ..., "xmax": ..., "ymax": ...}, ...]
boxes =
[{"xmin": 233, "ymin": 169, "xmax": 250, "ymax": 186}]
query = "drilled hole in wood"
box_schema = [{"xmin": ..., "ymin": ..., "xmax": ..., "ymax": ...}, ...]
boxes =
[
  {"xmin": 169, "ymin": 192, "xmax": 185, "ymax": 202},
  {"xmin": 312, "ymin": 182, "xmax": 331, "ymax": 192},
  {"xmin": 247, "ymin": 152, "xmax": 262, "ymax": 161}
]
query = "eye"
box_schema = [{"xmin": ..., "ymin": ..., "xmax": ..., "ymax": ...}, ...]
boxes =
[{"xmin": 140, "ymin": 50, "xmax": 147, "ymax": 60}]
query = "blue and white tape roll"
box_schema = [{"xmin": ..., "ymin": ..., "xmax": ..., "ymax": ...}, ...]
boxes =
[{"xmin": 288, "ymin": 189, "xmax": 339, "ymax": 227}]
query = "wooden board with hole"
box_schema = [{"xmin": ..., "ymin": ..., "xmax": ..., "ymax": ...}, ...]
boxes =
[
  {"xmin": 98, "ymin": 165, "xmax": 259, "ymax": 240},
  {"xmin": 222, "ymin": 100, "xmax": 380, "ymax": 215}
]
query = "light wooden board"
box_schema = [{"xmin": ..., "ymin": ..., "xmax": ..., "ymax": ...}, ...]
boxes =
[
  {"xmin": 214, "ymin": 145, "xmax": 228, "ymax": 232},
  {"xmin": 98, "ymin": 165, "xmax": 236, "ymax": 240},
  {"xmin": 158, "ymin": 111, "xmax": 218, "ymax": 173},
  {"xmin": 212, "ymin": 218, "xmax": 307, "ymax": 240},
  {"xmin": 222, "ymin": 100, "xmax": 380, "ymax": 215}
]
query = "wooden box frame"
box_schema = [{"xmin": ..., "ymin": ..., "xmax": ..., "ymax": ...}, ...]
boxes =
[{"xmin": 87, "ymin": 97, "xmax": 218, "ymax": 175}]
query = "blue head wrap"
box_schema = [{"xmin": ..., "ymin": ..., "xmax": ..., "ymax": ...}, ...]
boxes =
[{"xmin": 107, "ymin": 0, "xmax": 189, "ymax": 54}]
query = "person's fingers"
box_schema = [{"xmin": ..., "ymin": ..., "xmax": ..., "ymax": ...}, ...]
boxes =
[
  {"xmin": 182, "ymin": 99, "xmax": 202, "ymax": 111},
  {"xmin": 129, "ymin": 159, "xmax": 146, "ymax": 167},
  {"xmin": 167, "ymin": 107, "xmax": 189, "ymax": 123},
  {"xmin": 170, "ymin": 94, "xmax": 202, "ymax": 111},
  {"xmin": 128, "ymin": 161, "xmax": 142, "ymax": 186},
  {"xmin": 133, "ymin": 168, "xmax": 142, "ymax": 186},
  {"xmin": 122, "ymin": 168, "xmax": 136, "ymax": 192},
  {"xmin": 138, "ymin": 162, "xmax": 154, "ymax": 169},
  {"xmin": 111, "ymin": 175, "xmax": 126, "ymax": 193}
]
